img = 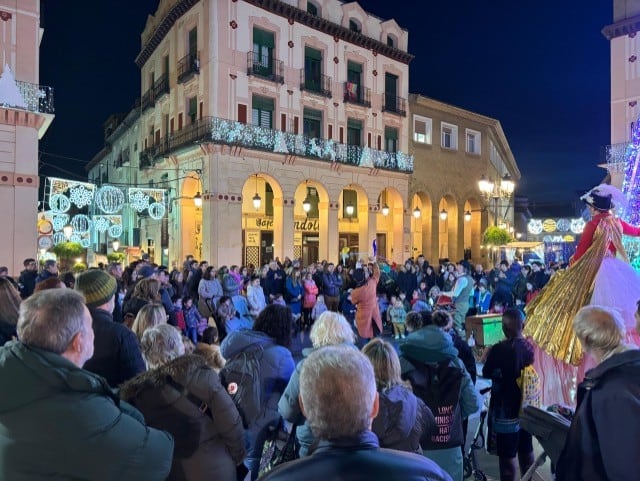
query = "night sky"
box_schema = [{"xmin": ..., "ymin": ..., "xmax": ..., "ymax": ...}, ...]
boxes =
[{"xmin": 38, "ymin": 0, "xmax": 612, "ymax": 207}]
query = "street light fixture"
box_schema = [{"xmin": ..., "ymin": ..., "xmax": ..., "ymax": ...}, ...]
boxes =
[
  {"xmin": 193, "ymin": 192, "xmax": 203, "ymax": 208},
  {"xmin": 302, "ymin": 196, "xmax": 312, "ymax": 213},
  {"xmin": 478, "ymin": 172, "xmax": 516, "ymax": 226},
  {"xmin": 381, "ymin": 203, "xmax": 390, "ymax": 216},
  {"xmin": 345, "ymin": 202, "xmax": 355, "ymax": 217},
  {"xmin": 413, "ymin": 206, "xmax": 421, "ymax": 218},
  {"xmin": 252, "ymin": 174, "xmax": 261, "ymax": 210},
  {"xmin": 63, "ymin": 224, "xmax": 73, "ymax": 240},
  {"xmin": 439, "ymin": 208, "xmax": 448, "ymax": 221},
  {"xmin": 112, "ymin": 240, "xmax": 120, "ymax": 252},
  {"xmin": 464, "ymin": 210, "xmax": 472, "ymax": 222}
]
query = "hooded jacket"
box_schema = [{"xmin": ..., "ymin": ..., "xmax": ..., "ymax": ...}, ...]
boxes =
[
  {"xmin": 556, "ymin": 349, "xmax": 640, "ymax": 481},
  {"xmin": 120, "ymin": 354, "xmax": 245, "ymax": 481},
  {"xmin": 0, "ymin": 341, "xmax": 173, "ymax": 481}
]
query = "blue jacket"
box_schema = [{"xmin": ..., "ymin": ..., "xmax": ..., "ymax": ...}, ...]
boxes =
[{"xmin": 322, "ymin": 272, "xmax": 343, "ymax": 297}]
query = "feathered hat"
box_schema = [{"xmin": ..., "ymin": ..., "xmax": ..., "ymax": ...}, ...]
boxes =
[{"xmin": 580, "ymin": 184, "xmax": 628, "ymax": 212}]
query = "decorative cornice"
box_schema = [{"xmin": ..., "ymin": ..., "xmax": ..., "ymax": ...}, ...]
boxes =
[
  {"xmin": 242, "ymin": 0, "xmax": 414, "ymax": 64},
  {"xmin": 602, "ymin": 14, "xmax": 640, "ymax": 40},
  {"xmin": 135, "ymin": 0, "xmax": 199, "ymax": 68}
]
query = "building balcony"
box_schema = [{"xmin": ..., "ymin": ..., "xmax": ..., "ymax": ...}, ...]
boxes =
[
  {"xmin": 141, "ymin": 88, "xmax": 154, "ymax": 112},
  {"xmin": 382, "ymin": 94, "xmax": 407, "ymax": 117},
  {"xmin": 153, "ymin": 73, "xmax": 170, "ymax": 101},
  {"xmin": 300, "ymin": 71, "xmax": 332, "ymax": 98},
  {"xmin": 6, "ymin": 80, "xmax": 55, "ymax": 114},
  {"xmin": 246, "ymin": 52, "xmax": 284, "ymax": 84},
  {"xmin": 142, "ymin": 116, "xmax": 413, "ymax": 173},
  {"xmin": 343, "ymin": 82, "xmax": 371, "ymax": 108},
  {"xmin": 177, "ymin": 52, "xmax": 200, "ymax": 84},
  {"xmin": 115, "ymin": 151, "xmax": 130, "ymax": 169}
]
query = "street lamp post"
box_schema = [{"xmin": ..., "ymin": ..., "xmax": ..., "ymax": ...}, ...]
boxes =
[{"xmin": 478, "ymin": 173, "xmax": 515, "ymax": 226}]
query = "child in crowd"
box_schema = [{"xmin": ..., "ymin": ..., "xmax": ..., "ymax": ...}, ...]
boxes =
[
  {"xmin": 490, "ymin": 300, "xmax": 505, "ymax": 315},
  {"xmin": 399, "ymin": 291, "xmax": 411, "ymax": 312},
  {"xmin": 524, "ymin": 281, "xmax": 539, "ymax": 305},
  {"xmin": 194, "ymin": 326, "xmax": 225, "ymax": 372},
  {"xmin": 482, "ymin": 309, "xmax": 536, "ymax": 481},
  {"xmin": 302, "ymin": 272, "xmax": 319, "ymax": 330},
  {"xmin": 387, "ymin": 296, "xmax": 407, "ymax": 340},
  {"xmin": 341, "ymin": 290, "xmax": 357, "ymax": 325},
  {"xmin": 312, "ymin": 294, "xmax": 328, "ymax": 321},
  {"xmin": 411, "ymin": 289, "xmax": 430, "ymax": 312},
  {"xmin": 474, "ymin": 278, "xmax": 492, "ymax": 314},
  {"xmin": 172, "ymin": 296, "xmax": 186, "ymax": 333},
  {"xmin": 272, "ymin": 293, "xmax": 286, "ymax": 307},
  {"xmin": 182, "ymin": 295, "xmax": 205, "ymax": 345}
]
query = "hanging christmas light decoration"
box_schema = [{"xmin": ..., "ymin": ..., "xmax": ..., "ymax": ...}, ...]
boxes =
[
  {"xmin": 93, "ymin": 216, "xmax": 110, "ymax": 233},
  {"xmin": 80, "ymin": 238, "xmax": 91, "ymax": 248},
  {"xmin": 95, "ymin": 185, "xmax": 125, "ymax": 214},
  {"xmin": 69, "ymin": 184, "xmax": 94, "ymax": 208},
  {"xmin": 108, "ymin": 224, "xmax": 123, "ymax": 238},
  {"xmin": 49, "ymin": 193, "xmax": 71, "ymax": 213},
  {"xmin": 51, "ymin": 214, "xmax": 69, "ymax": 231},
  {"xmin": 52, "ymin": 232, "xmax": 66, "ymax": 245},
  {"xmin": 69, "ymin": 234, "xmax": 81, "ymax": 243},
  {"xmin": 71, "ymin": 214, "xmax": 92, "ymax": 234},
  {"xmin": 148, "ymin": 202, "xmax": 166, "ymax": 220},
  {"xmin": 128, "ymin": 189, "xmax": 151, "ymax": 212},
  {"xmin": 570, "ymin": 218, "xmax": 585, "ymax": 234}
]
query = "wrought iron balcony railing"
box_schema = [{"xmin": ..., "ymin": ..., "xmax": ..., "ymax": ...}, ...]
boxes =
[
  {"xmin": 3, "ymin": 81, "xmax": 55, "ymax": 114},
  {"xmin": 343, "ymin": 82, "xmax": 371, "ymax": 107},
  {"xmin": 300, "ymin": 71, "xmax": 332, "ymax": 98},
  {"xmin": 382, "ymin": 93, "xmax": 407, "ymax": 117},
  {"xmin": 246, "ymin": 52, "xmax": 284, "ymax": 84},
  {"xmin": 177, "ymin": 52, "xmax": 200, "ymax": 84},
  {"xmin": 141, "ymin": 88, "xmax": 154, "ymax": 112},
  {"xmin": 153, "ymin": 73, "xmax": 170, "ymax": 100}
]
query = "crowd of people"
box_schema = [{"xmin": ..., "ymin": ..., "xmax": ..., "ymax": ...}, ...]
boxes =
[{"xmin": 1, "ymin": 182, "xmax": 640, "ymax": 481}]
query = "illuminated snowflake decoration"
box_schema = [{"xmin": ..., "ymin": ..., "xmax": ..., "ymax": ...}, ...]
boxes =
[
  {"xmin": 95, "ymin": 186, "xmax": 124, "ymax": 214},
  {"xmin": 52, "ymin": 214, "xmax": 69, "ymax": 232},
  {"xmin": 108, "ymin": 224, "xmax": 123, "ymax": 238},
  {"xmin": 50, "ymin": 193, "xmax": 71, "ymax": 213},
  {"xmin": 556, "ymin": 218, "xmax": 570, "ymax": 232},
  {"xmin": 148, "ymin": 202, "xmax": 166, "ymax": 220},
  {"xmin": 93, "ymin": 216, "xmax": 110, "ymax": 233},
  {"xmin": 71, "ymin": 214, "xmax": 92, "ymax": 234},
  {"xmin": 69, "ymin": 185, "xmax": 94, "ymax": 208},
  {"xmin": 129, "ymin": 190, "xmax": 150, "ymax": 212},
  {"xmin": 80, "ymin": 238, "xmax": 91, "ymax": 248}
]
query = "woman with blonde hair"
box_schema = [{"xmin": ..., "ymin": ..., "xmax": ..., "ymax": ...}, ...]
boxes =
[
  {"xmin": 278, "ymin": 311, "xmax": 356, "ymax": 456},
  {"xmin": 556, "ymin": 305, "xmax": 640, "ymax": 481},
  {"xmin": 362, "ymin": 338, "xmax": 434, "ymax": 453},
  {"xmin": 0, "ymin": 278, "xmax": 21, "ymax": 345},
  {"xmin": 131, "ymin": 303, "xmax": 167, "ymax": 340}
]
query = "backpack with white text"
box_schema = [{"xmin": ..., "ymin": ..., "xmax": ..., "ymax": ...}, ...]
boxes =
[{"xmin": 219, "ymin": 344, "xmax": 264, "ymax": 428}]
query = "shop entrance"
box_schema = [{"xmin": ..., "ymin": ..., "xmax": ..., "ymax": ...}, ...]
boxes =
[{"xmin": 302, "ymin": 234, "xmax": 319, "ymax": 266}]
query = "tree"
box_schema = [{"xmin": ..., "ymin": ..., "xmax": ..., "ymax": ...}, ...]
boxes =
[
  {"xmin": 482, "ymin": 226, "xmax": 512, "ymax": 246},
  {"xmin": 107, "ymin": 252, "xmax": 126, "ymax": 263},
  {"xmin": 51, "ymin": 242, "xmax": 84, "ymax": 271}
]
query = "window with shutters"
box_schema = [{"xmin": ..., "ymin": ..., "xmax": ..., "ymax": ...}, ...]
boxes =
[
  {"xmin": 252, "ymin": 95, "xmax": 274, "ymax": 129},
  {"xmin": 307, "ymin": 1, "xmax": 319, "ymax": 15},
  {"xmin": 441, "ymin": 122, "xmax": 458, "ymax": 150},
  {"xmin": 303, "ymin": 108, "xmax": 322, "ymax": 139},
  {"xmin": 413, "ymin": 115, "xmax": 432, "ymax": 144},
  {"xmin": 252, "ymin": 27, "xmax": 274, "ymax": 76},
  {"xmin": 385, "ymin": 126, "xmax": 398, "ymax": 153},
  {"xmin": 465, "ymin": 128, "xmax": 481, "ymax": 155}
]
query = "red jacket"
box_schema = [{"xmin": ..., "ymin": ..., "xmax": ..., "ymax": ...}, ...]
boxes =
[{"xmin": 572, "ymin": 212, "xmax": 640, "ymax": 263}]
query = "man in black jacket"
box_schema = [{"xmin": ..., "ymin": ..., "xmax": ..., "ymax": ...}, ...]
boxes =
[
  {"xmin": 260, "ymin": 346, "xmax": 452, "ymax": 481},
  {"xmin": 17, "ymin": 258, "xmax": 37, "ymax": 299},
  {"xmin": 75, "ymin": 270, "xmax": 145, "ymax": 387}
]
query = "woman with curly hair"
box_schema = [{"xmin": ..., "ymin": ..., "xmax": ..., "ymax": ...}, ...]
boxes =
[
  {"xmin": 221, "ymin": 304, "xmax": 295, "ymax": 480},
  {"xmin": 131, "ymin": 303, "xmax": 167, "ymax": 341},
  {"xmin": 0, "ymin": 278, "xmax": 21, "ymax": 345}
]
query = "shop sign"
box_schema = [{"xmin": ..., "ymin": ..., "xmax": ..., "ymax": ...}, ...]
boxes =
[
  {"xmin": 253, "ymin": 217, "xmax": 274, "ymax": 229},
  {"xmin": 294, "ymin": 219, "xmax": 320, "ymax": 232},
  {"xmin": 246, "ymin": 230, "xmax": 260, "ymax": 247}
]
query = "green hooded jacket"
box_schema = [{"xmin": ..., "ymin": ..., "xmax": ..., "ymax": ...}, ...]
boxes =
[{"xmin": 0, "ymin": 341, "xmax": 174, "ymax": 481}]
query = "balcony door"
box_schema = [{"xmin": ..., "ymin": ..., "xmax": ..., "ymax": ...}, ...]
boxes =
[
  {"xmin": 346, "ymin": 61, "xmax": 362, "ymax": 101},
  {"xmin": 252, "ymin": 95, "xmax": 274, "ymax": 129},
  {"xmin": 385, "ymin": 73, "xmax": 398, "ymax": 110},
  {"xmin": 304, "ymin": 47, "xmax": 322, "ymax": 91},
  {"xmin": 303, "ymin": 108, "xmax": 322, "ymax": 140},
  {"xmin": 188, "ymin": 27, "xmax": 197, "ymax": 57},
  {"xmin": 346, "ymin": 119, "xmax": 362, "ymax": 146},
  {"xmin": 253, "ymin": 28, "xmax": 274, "ymax": 75}
]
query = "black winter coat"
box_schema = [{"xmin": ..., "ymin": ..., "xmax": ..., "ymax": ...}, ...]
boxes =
[
  {"xmin": 556, "ymin": 349, "xmax": 640, "ymax": 481},
  {"xmin": 120, "ymin": 355, "xmax": 245, "ymax": 481}
]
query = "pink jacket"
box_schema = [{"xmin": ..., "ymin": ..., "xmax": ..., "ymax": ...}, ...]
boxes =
[
  {"xmin": 303, "ymin": 279, "xmax": 319, "ymax": 309},
  {"xmin": 350, "ymin": 263, "xmax": 382, "ymax": 339}
]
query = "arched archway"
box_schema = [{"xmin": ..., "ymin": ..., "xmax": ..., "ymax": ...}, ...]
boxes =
[
  {"xmin": 376, "ymin": 187, "xmax": 404, "ymax": 262},
  {"xmin": 241, "ymin": 173, "xmax": 284, "ymax": 267},
  {"xmin": 438, "ymin": 195, "xmax": 459, "ymax": 262},
  {"xmin": 179, "ymin": 172, "xmax": 203, "ymax": 261},
  {"xmin": 294, "ymin": 180, "xmax": 330, "ymax": 265},
  {"xmin": 339, "ymin": 184, "xmax": 369, "ymax": 262},
  {"xmin": 463, "ymin": 197, "xmax": 484, "ymax": 265},
  {"xmin": 411, "ymin": 191, "xmax": 433, "ymax": 262}
]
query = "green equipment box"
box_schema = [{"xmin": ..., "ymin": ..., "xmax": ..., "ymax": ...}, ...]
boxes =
[{"xmin": 465, "ymin": 314, "xmax": 505, "ymax": 347}]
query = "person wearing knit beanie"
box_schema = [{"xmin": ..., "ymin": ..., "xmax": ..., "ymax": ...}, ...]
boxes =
[{"xmin": 75, "ymin": 270, "xmax": 117, "ymax": 309}]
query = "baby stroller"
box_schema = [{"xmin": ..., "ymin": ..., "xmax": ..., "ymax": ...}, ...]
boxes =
[
  {"xmin": 519, "ymin": 405, "xmax": 571, "ymax": 481},
  {"xmin": 463, "ymin": 386, "xmax": 491, "ymax": 481}
]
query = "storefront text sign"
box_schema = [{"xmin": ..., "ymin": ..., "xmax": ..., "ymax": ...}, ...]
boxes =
[{"xmin": 251, "ymin": 217, "xmax": 319, "ymax": 232}]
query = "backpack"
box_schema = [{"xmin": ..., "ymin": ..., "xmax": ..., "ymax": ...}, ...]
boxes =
[
  {"xmin": 516, "ymin": 364, "xmax": 541, "ymax": 415},
  {"xmin": 219, "ymin": 344, "xmax": 264, "ymax": 428},
  {"xmin": 404, "ymin": 358, "xmax": 464, "ymax": 450}
]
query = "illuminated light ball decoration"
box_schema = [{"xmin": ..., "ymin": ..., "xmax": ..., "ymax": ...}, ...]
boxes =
[
  {"xmin": 80, "ymin": 238, "xmax": 91, "ymax": 248},
  {"xmin": 51, "ymin": 214, "xmax": 69, "ymax": 232},
  {"xmin": 69, "ymin": 234, "xmax": 81, "ymax": 244},
  {"xmin": 49, "ymin": 193, "xmax": 71, "ymax": 213},
  {"xmin": 542, "ymin": 219, "xmax": 557, "ymax": 233},
  {"xmin": 69, "ymin": 184, "xmax": 94, "ymax": 208},
  {"xmin": 148, "ymin": 202, "xmax": 166, "ymax": 220},
  {"xmin": 95, "ymin": 186, "xmax": 125, "ymax": 214},
  {"xmin": 556, "ymin": 218, "xmax": 570, "ymax": 232},
  {"xmin": 108, "ymin": 224, "xmax": 123, "ymax": 238},
  {"xmin": 71, "ymin": 214, "xmax": 92, "ymax": 234},
  {"xmin": 52, "ymin": 232, "xmax": 66, "ymax": 245},
  {"xmin": 527, "ymin": 219, "xmax": 543, "ymax": 235}
]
